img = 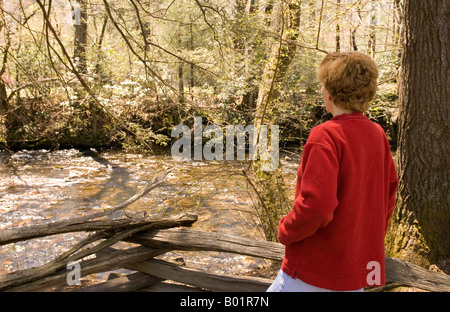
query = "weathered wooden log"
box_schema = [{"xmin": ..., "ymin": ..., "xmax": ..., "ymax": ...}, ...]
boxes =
[
  {"xmin": 4, "ymin": 246, "xmax": 168, "ymax": 292},
  {"xmin": 124, "ymin": 259, "xmax": 273, "ymax": 292},
  {"xmin": 81, "ymin": 272, "xmax": 206, "ymax": 292},
  {"xmin": 127, "ymin": 227, "xmax": 284, "ymax": 260},
  {"xmin": 385, "ymin": 257, "xmax": 450, "ymax": 292},
  {"xmin": 76, "ymin": 272, "xmax": 163, "ymax": 292},
  {"xmin": 1, "ymin": 214, "xmax": 197, "ymax": 247}
]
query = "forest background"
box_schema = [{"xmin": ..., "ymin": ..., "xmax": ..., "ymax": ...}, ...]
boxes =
[
  {"xmin": 2, "ymin": 0, "xmax": 448, "ymax": 277},
  {"xmin": 0, "ymin": 0, "xmax": 400, "ymax": 151}
]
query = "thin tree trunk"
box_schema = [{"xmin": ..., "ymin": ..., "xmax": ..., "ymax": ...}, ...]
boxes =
[
  {"xmin": 0, "ymin": 1, "xmax": 11, "ymax": 145},
  {"xmin": 368, "ymin": 1, "xmax": 377, "ymax": 57},
  {"xmin": 250, "ymin": 0, "xmax": 301, "ymax": 242},
  {"xmin": 95, "ymin": 14, "xmax": 108, "ymax": 80},
  {"xmin": 178, "ymin": 62, "xmax": 184, "ymax": 104},
  {"xmin": 386, "ymin": 0, "xmax": 450, "ymax": 272},
  {"xmin": 336, "ymin": 0, "xmax": 341, "ymax": 52},
  {"xmin": 239, "ymin": 0, "xmax": 260, "ymax": 112},
  {"xmin": 73, "ymin": 0, "xmax": 88, "ymax": 74},
  {"xmin": 178, "ymin": 34, "xmax": 184, "ymax": 104},
  {"xmin": 189, "ymin": 17, "xmax": 194, "ymax": 96},
  {"xmin": 350, "ymin": 28, "xmax": 358, "ymax": 51},
  {"xmin": 351, "ymin": 0, "xmax": 362, "ymax": 51}
]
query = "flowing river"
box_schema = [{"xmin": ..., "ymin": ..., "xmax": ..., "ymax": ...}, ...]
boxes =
[{"xmin": 0, "ymin": 148, "xmax": 299, "ymax": 287}]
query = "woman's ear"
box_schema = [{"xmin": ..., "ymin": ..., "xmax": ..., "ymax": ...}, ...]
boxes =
[
  {"xmin": 328, "ymin": 93, "xmax": 334, "ymax": 103},
  {"xmin": 324, "ymin": 88, "xmax": 333, "ymax": 102},
  {"xmin": 321, "ymin": 85, "xmax": 331, "ymax": 101}
]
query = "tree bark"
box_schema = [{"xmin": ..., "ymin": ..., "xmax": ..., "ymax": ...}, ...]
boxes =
[{"xmin": 386, "ymin": 0, "xmax": 450, "ymax": 272}]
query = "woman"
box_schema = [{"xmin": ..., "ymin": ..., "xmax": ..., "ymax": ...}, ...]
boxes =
[{"xmin": 267, "ymin": 52, "xmax": 398, "ymax": 292}]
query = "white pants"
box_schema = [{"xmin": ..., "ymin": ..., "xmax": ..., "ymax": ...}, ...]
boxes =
[{"xmin": 266, "ymin": 270, "xmax": 364, "ymax": 292}]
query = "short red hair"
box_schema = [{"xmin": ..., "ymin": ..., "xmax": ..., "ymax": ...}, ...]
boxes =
[{"xmin": 317, "ymin": 52, "xmax": 379, "ymax": 112}]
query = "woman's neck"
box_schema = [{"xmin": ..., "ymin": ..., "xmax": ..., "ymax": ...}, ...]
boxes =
[{"xmin": 329, "ymin": 105, "xmax": 355, "ymax": 117}]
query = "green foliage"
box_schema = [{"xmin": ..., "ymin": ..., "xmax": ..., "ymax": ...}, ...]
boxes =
[{"xmin": 0, "ymin": 0, "xmax": 399, "ymax": 154}]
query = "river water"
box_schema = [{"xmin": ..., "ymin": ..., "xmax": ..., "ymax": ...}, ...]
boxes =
[{"xmin": 0, "ymin": 148, "xmax": 299, "ymax": 287}]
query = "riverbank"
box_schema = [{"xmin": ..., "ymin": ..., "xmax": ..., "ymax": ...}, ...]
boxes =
[{"xmin": 0, "ymin": 87, "xmax": 398, "ymax": 152}]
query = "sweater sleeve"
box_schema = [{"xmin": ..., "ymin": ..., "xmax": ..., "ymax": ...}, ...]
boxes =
[{"xmin": 278, "ymin": 141, "xmax": 339, "ymax": 246}]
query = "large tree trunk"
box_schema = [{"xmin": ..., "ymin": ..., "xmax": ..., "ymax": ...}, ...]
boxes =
[
  {"xmin": 386, "ymin": 0, "xmax": 449, "ymax": 272},
  {"xmin": 249, "ymin": 0, "xmax": 301, "ymax": 242}
]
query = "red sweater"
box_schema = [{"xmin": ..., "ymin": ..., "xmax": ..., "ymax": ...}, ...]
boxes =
[{"xmin": 278, "ymin": 112, "xmax": 398, "ymax": 291}]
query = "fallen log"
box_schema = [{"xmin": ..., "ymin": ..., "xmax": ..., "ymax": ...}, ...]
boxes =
[
  {"xmin": 76, "ymin": 272, "xmax": 163, "ymax": 292},
  {"xmin": 1, "ymin": 214, "xmax": 197, "ymax": 247},
  {"xmin": 124, "ymin": 258, "xmax": 273, "ymax": 292},
  {"xmin": 3, "ymin": 246, "xmax": 168, "ymax": 292},
  {"xmin": 385, "ymin": 257, "xmax": 450, "ymax": 292},
  {"xmin": 127, "ymin": 227, "xmax": 284, "ymax": 261}
]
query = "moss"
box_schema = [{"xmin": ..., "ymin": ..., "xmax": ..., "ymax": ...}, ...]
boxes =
[{"xmin": 386, "ymin": 218, "xmax": 432, "ymax": 269}]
